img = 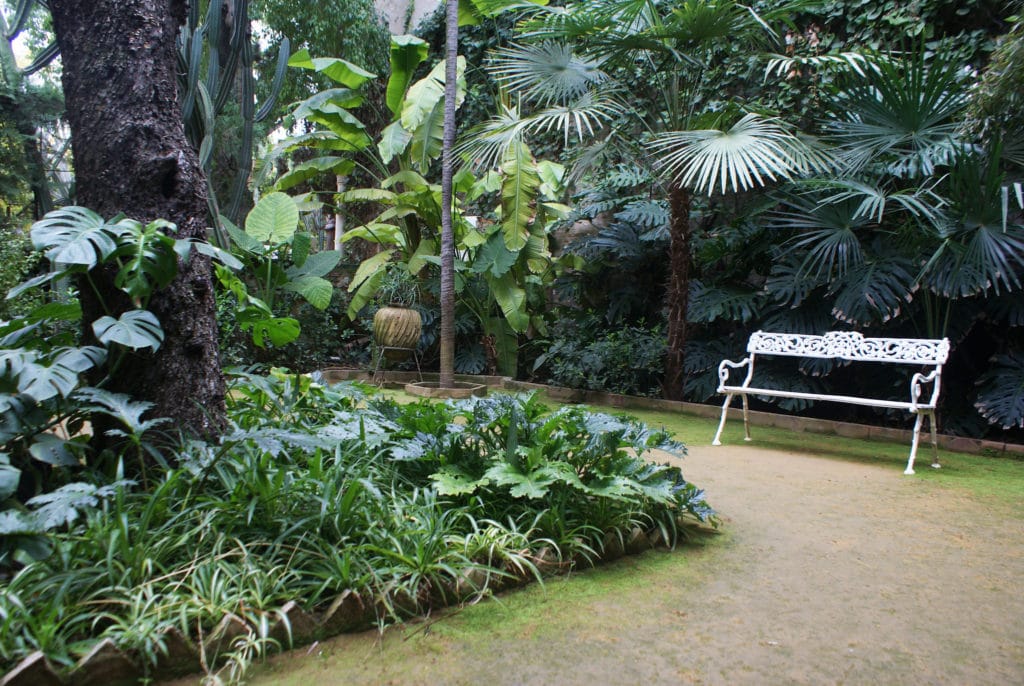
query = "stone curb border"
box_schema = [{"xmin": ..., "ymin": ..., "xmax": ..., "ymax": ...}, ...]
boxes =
[{"xmin": 323, "ymin": 368, "xmax": 1024, "ymax": 458}]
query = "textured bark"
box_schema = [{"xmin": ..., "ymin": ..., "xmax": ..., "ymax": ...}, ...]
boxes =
[
  {"xmin": 437, "ymin": 0, "xmax": 459, "ymax": 389},
  {"xmin": 663, "ymin": 183, "xmax": 692, "ymax": 401},
  {"xmin": 49, "ymin": 0, "xmax": 226, "ymax": 439}
]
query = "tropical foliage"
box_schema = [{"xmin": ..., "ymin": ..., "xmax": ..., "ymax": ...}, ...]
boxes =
[{"xmin": 0, "ymin": 372, "xmax": 711, "ymax": 680}]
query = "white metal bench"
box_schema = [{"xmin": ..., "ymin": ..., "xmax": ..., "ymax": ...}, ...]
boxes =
[{"xmin": 712, "ymin": 331, "xmax": 951, "ymax": 474}]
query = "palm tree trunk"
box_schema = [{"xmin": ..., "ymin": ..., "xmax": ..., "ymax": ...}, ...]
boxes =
[
  {"xmin": 663, "ymin": 182, "xmax": 692, "ymax": 401},
  {"xmin": 438, "ymin": 0, "xmax": 458, "ymax": 388}
]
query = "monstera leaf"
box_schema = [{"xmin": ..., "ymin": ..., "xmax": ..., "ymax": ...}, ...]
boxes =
[
  {"xmin": 92, "ymin": 310, "xmax": 164, "ymax": 351},
  {"xmin": 113, "ymin": 219, "xmax": 179, "ymax": 302},
  {"xmin": 30, "ymin": 206, "xmax": 124, "ymax": 267}
]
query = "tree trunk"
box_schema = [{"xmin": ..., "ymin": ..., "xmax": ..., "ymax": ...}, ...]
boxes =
[
  {"xmin": 49, "ymin": 0, "xmax": 227, "ymax": 439},
  {"xmin": 438, "ymin": 0, "xmax": 459, "ymax": 389},
  {"xmin": 663, "ymin": 182, "xmax": 692, "ymax": 401},
  {"xmin": 0, "ymin": 13, "xmax": 53, "ymax": 219}
]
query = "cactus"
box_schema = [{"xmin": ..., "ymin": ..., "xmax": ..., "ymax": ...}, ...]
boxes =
[
  {"xmin": 3, "ymin": 0, "xmax": 289, "ymax": 236},
  {"xmin": 177, "ymin": 0, "xmax": 290, "ymax": 235}
]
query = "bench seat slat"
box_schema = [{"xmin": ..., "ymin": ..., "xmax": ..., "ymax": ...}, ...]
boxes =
[{"xmin": 718, "ymin": 386, "xmax": 928, "ymax": 411}]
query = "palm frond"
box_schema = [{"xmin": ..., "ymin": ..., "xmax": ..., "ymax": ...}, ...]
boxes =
[
  {"xmin": 648, "ymin": 113, "xmax": 833, "ymax": 195},
  {"xmin": 773, "ymin": 195, "xmax": 869, "ymax": 281},
  {"xmin": 764, "ymin": 51, "xmax": 878, "ymax": 80},
  {"xmin": 815, "ymin": 178, "xmax": 947, "ymax": 225},
  {"xmin": 827, "ymin": 50, "xmax": 969, "ymax": 178},
  {"xmin": 919, "ymin": 147, "xmax": 1024, "ymax": 296},
  {"xmin": 922, "ymin": 224, "xmax": 1024, "ymax": 297},
  {"xmin": 458, "ymin": 92, "xmax": 623, "ymax": 171},
  {"xmin": 488, "ymin": 42, "xmax": 609, "ymax": 106}
]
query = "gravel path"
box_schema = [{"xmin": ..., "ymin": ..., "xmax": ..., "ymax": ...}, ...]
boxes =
[{"xmin": 237, "ymin": 441, "xmax": 1024, "ymax": 686}]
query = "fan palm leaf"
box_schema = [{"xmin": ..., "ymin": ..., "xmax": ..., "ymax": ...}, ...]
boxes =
[
  {"xmin": 771, "ymin": 195, "xmax": 870, "ymax": 280},
  {"xmin": 458, "ymin": 92, "xmax": 624, "ymax": 171},
  {"xmin": 489, "ymin": 42, "xmax": 609, "ymax": 105},
  {"xmin": 648, "ymin": 113, "xmax": 833, "ymax": 195},
  {"xmin": 827, "ymin": 50, "xmax": 969, "ymax": 178},
  {"xmin": 921, "ymin": 147, "xmax": 1024, "ymax": 296}
]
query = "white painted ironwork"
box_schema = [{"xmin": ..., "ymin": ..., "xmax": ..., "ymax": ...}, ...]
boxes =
[{"xmin": 712, "ymin": 330, "xmax": 950, "ymax": 474}]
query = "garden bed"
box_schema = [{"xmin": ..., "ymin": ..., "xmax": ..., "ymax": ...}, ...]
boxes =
[{"xmin": 0, "ymin": 372, "xmax": 714, "ymax": 685}]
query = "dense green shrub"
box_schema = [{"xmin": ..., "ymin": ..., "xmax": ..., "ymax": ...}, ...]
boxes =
[
  {"xmin": 0, "ymin": 223, "xmax": 43, "ymax": 321},
  {"xmin": 533, "ymin": 316, "xmax": 666, "ymax": 397},
  {"xmin": 0, "ymin": 371, "xmax": 712, "ymax": 681},
  {"xmin": 218, "ymin": 289, "xmax": 365, "ymax": 371}
]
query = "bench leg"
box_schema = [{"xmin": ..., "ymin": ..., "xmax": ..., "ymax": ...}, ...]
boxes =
[
  {"xmin": 905, "ymin": 412, "xmax": 925, "ymax": 475},
  {"xmin": 741, "ymin": 393, "xmax": 751, "ymax": 441},
  {"xmin": 712, "ymin": 394, "xmax": 733, "ymax": 446},
  {"xmin": 928, "ymin": 411, "xmax": 941, "ymax": 470}
]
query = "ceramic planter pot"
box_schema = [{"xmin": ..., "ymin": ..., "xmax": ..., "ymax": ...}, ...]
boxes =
[{"xmin": 373, "ymin": 306, "xmax": 422, "ymax": 360}]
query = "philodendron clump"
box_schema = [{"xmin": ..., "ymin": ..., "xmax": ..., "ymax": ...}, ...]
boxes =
[{"xmin": 0, "ymin": 373, "xmax": 712, "ymax": 684}]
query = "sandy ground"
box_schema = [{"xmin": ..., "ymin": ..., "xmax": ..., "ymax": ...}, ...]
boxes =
[{"xmin": 200, "ymin": 442, "xmax": 1024, "ymax": 686}]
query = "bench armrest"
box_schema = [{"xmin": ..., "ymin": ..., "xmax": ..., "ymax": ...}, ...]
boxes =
[
  {"xmin": 910, "ymin": 368, "xmax": 942, "ymax": 410},
  {"xmin": 717, "ymin": 357, "xmax": 753, "ymax": 391}
]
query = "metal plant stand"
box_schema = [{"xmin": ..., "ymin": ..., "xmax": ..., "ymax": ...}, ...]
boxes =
[{"xmin": 371, "ymin": 345, "xmax": 423, "ymax": 384}]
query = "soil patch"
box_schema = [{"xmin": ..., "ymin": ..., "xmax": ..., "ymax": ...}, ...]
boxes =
[{"xmin": 180, "ymin": 441, "xmax": 1024, "ymax": 685}]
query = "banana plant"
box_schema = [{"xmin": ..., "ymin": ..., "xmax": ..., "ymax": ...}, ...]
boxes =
[
  {"xmin": 337, "ymin": 34, "xmax": 467, "ymax": 318},
  {"xmin": 259, "ymin": 48, "xmax": 379, "ymax": 194},
  {"xmin": 217, "ymin": 192, "xmax": 342, "ymax": 348}
]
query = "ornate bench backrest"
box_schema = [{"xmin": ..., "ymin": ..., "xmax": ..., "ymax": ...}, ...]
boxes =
[{"xmin": 746, "ymin": 331, "xmax": 950, "ymax": 365}]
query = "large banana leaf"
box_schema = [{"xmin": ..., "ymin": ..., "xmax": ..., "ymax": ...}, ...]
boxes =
[
  {"xmin": 338, "ymin": 188, "xmax": 398, "ymax": 204},
  {"xmin": 387, "ymin": 35, "xmax": 430, "ymax": 116},
  {"xmin": 401, "ymin": 57, "xmax": 466, "ymax": 173},
  {"xmin": 346, "ymin": 250, "xmax": 394, "ymax": 319},
  {"xmin": 287, "ymin": 48, "xmax": 377, "ymax": 89},
  {"xmin": 378, "ymin": 121, "xmax": 415, "ymax": 165},
  {"xmin": 483, "ymin": 315, "xmax": 520, "ymax": 377},
  {"xmin": 407, "ymin": 238, "xmax": 437, "ymax": 276},
  {"xmin": 341, "ymin": 223, "xmax": 403, "ymax": 246},
  {"xmin": 275, "ymin": 158, "xmax": 355, "ymax": 192},
  {"xmin": 499, "ymin": 141, "xmax": 541, "ymax": 250},
  {"xmin": 489, "ymin": 272, "xmax": 529, "ymax": 332},
  {"xmin": 292, "ymin": 88, "xmax": 366, "ymax": 118}
]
